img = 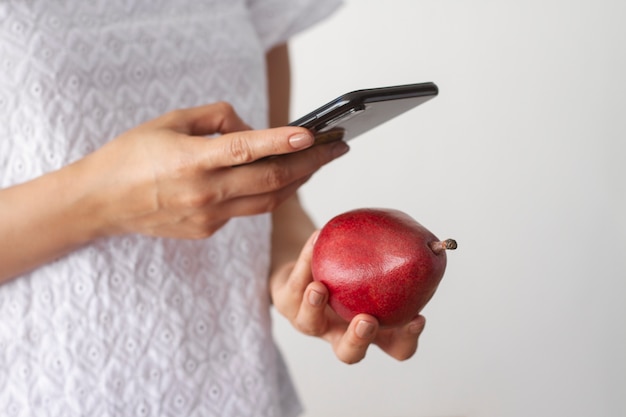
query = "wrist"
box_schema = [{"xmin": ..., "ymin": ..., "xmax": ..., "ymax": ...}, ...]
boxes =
[
  {"xmin": 43, "ymin": 161, "xmax": 109, "ymax": 246},
  {"xmin": 0, "ymin": 159, "xmax": 109, "ymax": 281},
  {"xmin": 61, "ymin": 153, "xmax": 122, "ymax": 242}
]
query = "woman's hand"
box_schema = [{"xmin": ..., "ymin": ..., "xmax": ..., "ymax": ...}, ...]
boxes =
[
  {"xmin": 81, "ymin": 102, "xmax": 349, "ymax": 239},
  {"xmin": 270, "ymin": 231, "xmax": 426, "ymax": 364},
  {"xmin": 0, "ymin": 102, "xmax": 348, "ymax": 282}
]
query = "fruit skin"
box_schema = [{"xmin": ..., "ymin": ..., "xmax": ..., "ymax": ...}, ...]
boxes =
[{"xmin": 311, "ymin": 208, "xmax": 452, "ymax": 327}]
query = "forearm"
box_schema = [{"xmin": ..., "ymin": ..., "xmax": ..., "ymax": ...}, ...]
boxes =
[
  {"xmin": 0, "ymin": 159, "xmax": 103, "ymax": 282},
  {"xmin": 266, "ymin": 42, "xmax": 291, "ymax": 129},
  {"xmin": 1, "ymin": 99, "xmax": 338, "ymax": 282},
  {"xmin": 266, "ymin": 42, "xmax": 317, "ymax": 272},
  {"xmin": 270, "ymin": 194, "xmax": 316, "ymax": 276}
]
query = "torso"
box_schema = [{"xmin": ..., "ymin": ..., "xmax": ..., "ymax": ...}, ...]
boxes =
[{"xmin": 0, "ymin": 1, "xmax": 300, "ymax": 415}]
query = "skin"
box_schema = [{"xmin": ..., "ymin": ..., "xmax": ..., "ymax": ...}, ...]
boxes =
[
  {"xmin": 266, "ymin": 45, "xmax": 426, "ymax": 364},
  {"xmin": 0, "ymin": 43, "xmax": 424, "ymax": 364}
]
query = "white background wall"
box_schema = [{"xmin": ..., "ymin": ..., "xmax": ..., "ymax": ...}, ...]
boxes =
[{"xmin": 271, "ymin": 1, "xmax": 626, "ymax": 416}]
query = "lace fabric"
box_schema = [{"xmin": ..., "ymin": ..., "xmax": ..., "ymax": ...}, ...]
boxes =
[{"xmin": 0, "ymin": 0, "xmax": 342, "ymax": 415}]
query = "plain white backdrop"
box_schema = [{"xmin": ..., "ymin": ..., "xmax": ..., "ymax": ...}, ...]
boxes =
[{"xmin": 271, "ymin": 1, "xmax": 626, "ymax": 417}]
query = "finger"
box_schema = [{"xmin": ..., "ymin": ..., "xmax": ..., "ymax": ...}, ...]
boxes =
[
  {"xmin": 333, "ymin": 314, "xmax": 379, "ymax": 365},
  {"xmin": 161, "ymin": 102, "xmax": 251, "ymax": 136},
  {"xmin": 375, "ymin": 315, "xmax": 426, "ymax": 361},
  {"xmin": 293, "ymin": 281, "xmax": 330, "ymax": 336},
  {"xmin": 205, "ymin": 126, "xmax": 318, "ymax": 167},
  {"xmin": 216, "ymin": 173, "xmax": 312, "ymax": 218},
  {"xmin": 210, "ymin": 140, "xmax": 349, "ymax": 201}
]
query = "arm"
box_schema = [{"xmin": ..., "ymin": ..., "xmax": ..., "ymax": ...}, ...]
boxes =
[
  {"xmin": 0, "ymin": 103, "xmax": 348, "ymax": 283},
  {"xmin": 266, "ymin": 43, "xmax": 318, "ymax": 268},
  {"xmin": 0, "ymin": 158, "xmax": 101, "ymax": 282},
  {"xmin": 266, "ymin": 44, "xmax": 425, "ymax": 364}
]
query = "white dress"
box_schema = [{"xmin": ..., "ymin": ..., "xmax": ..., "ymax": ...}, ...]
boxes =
[{"xmin": 0, "ymin": 0, "xmax": 341, "ymax": 416}]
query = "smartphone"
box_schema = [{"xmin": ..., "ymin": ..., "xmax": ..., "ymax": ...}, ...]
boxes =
[{"xmin": 289, "ymin": 82, "xmax": 438, "ymax": 145}]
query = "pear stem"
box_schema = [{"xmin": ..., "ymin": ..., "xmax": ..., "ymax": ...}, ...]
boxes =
[{"xmin": 430, "ymin": 239, "xmax": 458, "ymax": 254}]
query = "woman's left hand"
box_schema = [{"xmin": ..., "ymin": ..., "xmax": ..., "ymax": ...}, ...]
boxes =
[{"xmin": 270, "ymin": 231, "xmax": 426, "ymax": 364}]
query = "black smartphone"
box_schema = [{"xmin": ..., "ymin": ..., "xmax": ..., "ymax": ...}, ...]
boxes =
[{"xmin": 289, "ymin": 82, "xmax": 438, "ymax": 145}]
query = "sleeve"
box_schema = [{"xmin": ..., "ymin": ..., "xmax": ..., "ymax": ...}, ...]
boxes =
[{"xmin": 246, "ymin": 0, "xmax": 344, "ymax": 51}]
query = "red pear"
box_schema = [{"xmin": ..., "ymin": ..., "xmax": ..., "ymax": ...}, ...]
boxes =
[{"xmin": 311, "ymin": 208, "xmax": 456, "ymax": 327}]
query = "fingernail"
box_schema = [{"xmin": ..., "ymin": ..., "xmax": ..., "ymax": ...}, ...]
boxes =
[
  {"xmin": 308, "ymin": 289, "xmax": 324, "ymax": 306},
  {"xmin": 331, "ymin": 141, "xmax": 349, "ymax": 158},
  {"xmin": 409, "ymin": 317, "xmax": 426, "ymax": 335},
  {"xmin": 356, "ymin": 320, "xmax": 375, "ymax": 339},
  {"xmin": 289, "ymin": 132, "xmax": 314, "ymax": 150}
]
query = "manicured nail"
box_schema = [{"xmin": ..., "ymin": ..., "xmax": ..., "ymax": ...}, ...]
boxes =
[
  {"xmin": 355, "ymin": 320, "xmax": 375, "ymax": 339},
  {"xmin": 289, "ymin": 132, "xmax": 314, "ymax": 149},
  {"xmin": 331, "ymin": 141, "xmax": 349, "ymax": 158},
  {"xmin": 308, "ymin": 289, "xmax": 324, "ymax": 306}
]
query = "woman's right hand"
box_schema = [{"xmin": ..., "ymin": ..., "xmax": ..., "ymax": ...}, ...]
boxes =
[
  {"xmin": 0, "ymin": 102, "xmax": 348, "ymax": 281},
  {"xmin": 81, "ymin": 102, "xmax": 349, "ymax": 239}
]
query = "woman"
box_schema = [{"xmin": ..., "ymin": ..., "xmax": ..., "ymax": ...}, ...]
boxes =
[{"xmin": 0, "ymin": 1, "xmax": 425, "ymax": 415}]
